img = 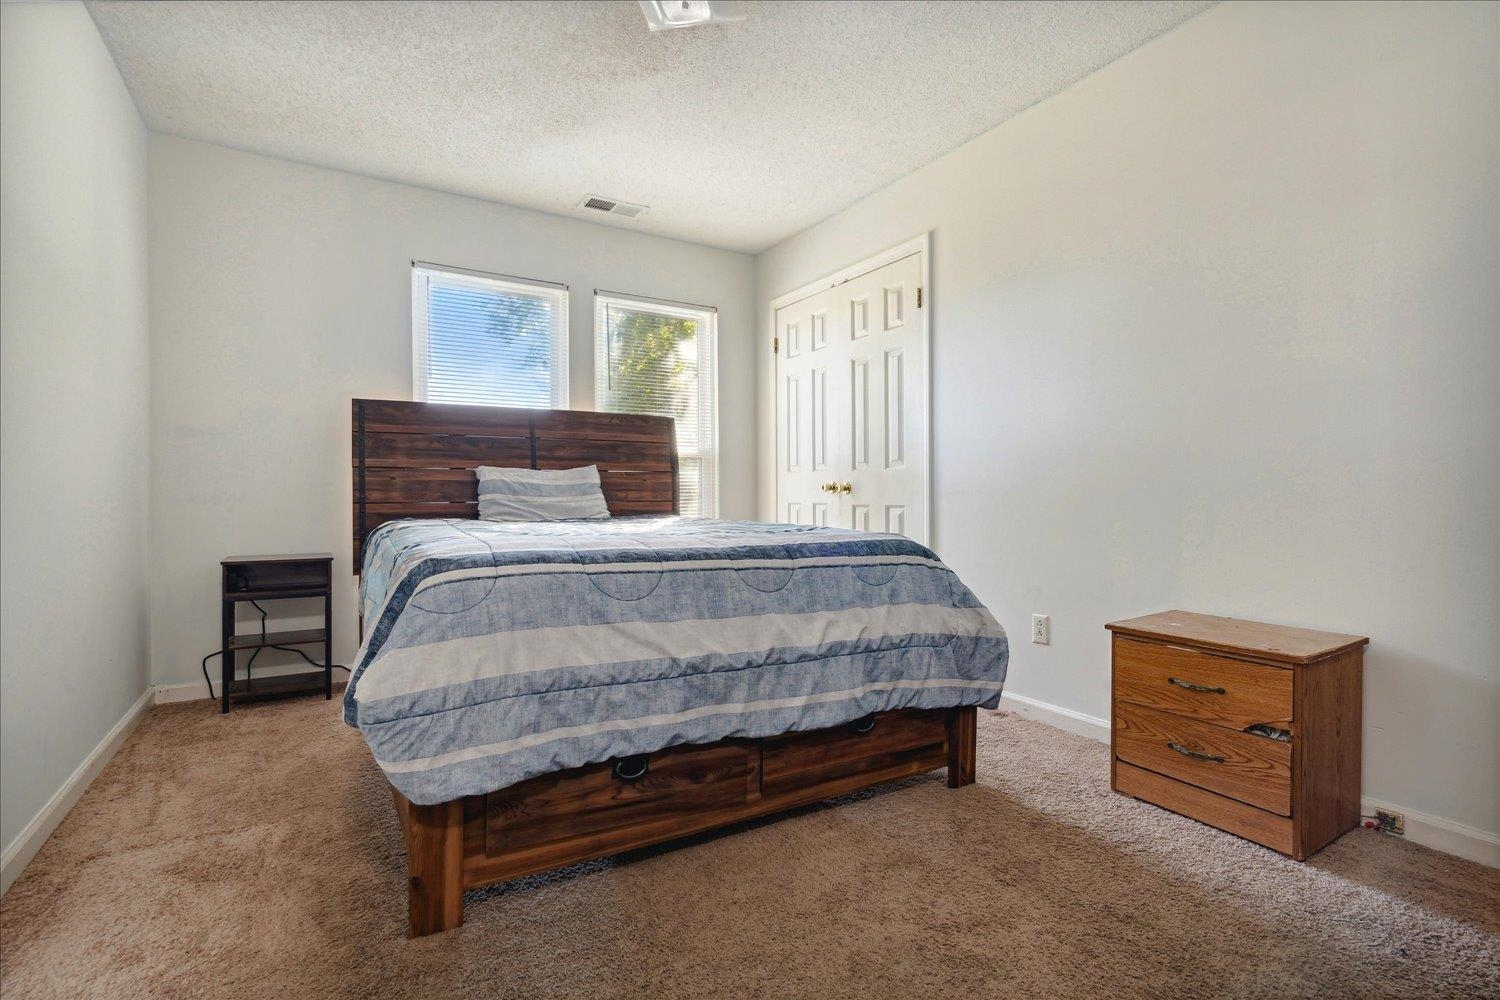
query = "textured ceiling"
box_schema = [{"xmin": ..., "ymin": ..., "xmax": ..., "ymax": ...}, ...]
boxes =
[{"xmin": 87, "ymin": 0, "xmax": 1209, "ymax": 253}]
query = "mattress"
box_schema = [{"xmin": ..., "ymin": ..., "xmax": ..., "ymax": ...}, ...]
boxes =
[{"xmin": 345, "ymin": 516, "xmax": 1009, "ymax": 804}]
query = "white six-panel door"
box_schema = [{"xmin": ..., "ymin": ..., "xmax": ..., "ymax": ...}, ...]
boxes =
[{"xmin": 774, "ymin": 247, "xmax": 927, "ymax": 543}]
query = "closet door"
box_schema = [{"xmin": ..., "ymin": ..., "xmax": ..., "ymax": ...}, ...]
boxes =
[
  {"xmin": 774, "ymin": 247, "xmax": 927, "ymax": 542},
  {"xmin": 774, "ymin": 285, "xmax": 839, "ymax": 527}
]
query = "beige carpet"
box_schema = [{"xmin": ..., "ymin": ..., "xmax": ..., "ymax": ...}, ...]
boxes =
[{"xmin": 1, "ymin": 697, "xmax": 1496, "ymax": 999}]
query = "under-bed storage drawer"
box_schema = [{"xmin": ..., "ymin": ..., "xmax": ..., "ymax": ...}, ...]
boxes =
[
  {"xmin": 482, "ymin": 742, "xmax": 756, "ymax": 855},
  {"xmin": 760, "ymin": 708, "xmax": 949, "ymax": 797}
]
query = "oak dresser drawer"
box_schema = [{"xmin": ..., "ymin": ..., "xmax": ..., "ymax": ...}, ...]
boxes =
[
  {"xmin": 1113, "ymin": 636, "xmax": 1292, "ymax": 733},
  {"xmin": 1114, "ymin": 702, "xmax": 1291, "ymax": 815}
]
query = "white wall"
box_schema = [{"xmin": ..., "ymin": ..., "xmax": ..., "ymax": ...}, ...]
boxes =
[
  {"xmin": 1, "ymin": 3, "xmax": 151, "ymax": 860},
  {"xmin": 756, "ymin": 1, "xmax": 1499, "ymax": 838},
  {"xmin": 148, "ymin": 135, "xmax": 757, "ymax": 688}
]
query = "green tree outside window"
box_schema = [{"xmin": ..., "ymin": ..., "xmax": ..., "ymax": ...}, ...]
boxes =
[{"xmin": 605, "ymin": 307, "xmax": 698, "ymax": 420}]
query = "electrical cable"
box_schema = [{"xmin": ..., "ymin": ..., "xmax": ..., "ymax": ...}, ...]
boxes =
[
  {"xmin": 201, "ymin": 648, "xmax": 224, "ymax": 701},
  {"xmin": 199, "ymin": 598, "xmax": 348, "ymax": 701}
]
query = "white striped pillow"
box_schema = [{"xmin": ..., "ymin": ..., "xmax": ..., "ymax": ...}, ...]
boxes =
[{"xmin": 475, "ymin": 465, "xmax": 611, "ymax": 522}]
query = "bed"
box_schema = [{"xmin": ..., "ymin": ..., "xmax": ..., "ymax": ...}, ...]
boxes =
[{"xmin": 349, "ymin": 398, "xmax": 1009, "ymax": 936}]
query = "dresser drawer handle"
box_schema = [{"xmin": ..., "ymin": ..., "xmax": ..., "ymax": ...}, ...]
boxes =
[
  {"xmin": 1166, "ymin": 742, "xmax": 1225, "ymax": 764},
  {"xmin": 850, "ymin": 714, "xmax": 877, "ymax": 735},
  {"xmin": 1167, "ymin": 676, "xmax": 1226, "ymax": 695}
]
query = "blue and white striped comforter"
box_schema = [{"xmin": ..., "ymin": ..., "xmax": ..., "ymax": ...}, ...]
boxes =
[{"xmin": 345, "ymin": 516, "xmax": 1009, "ymax": 805}]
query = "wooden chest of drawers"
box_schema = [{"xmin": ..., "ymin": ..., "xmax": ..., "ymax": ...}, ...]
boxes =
[{"xmin": 1107, "ymin": 611, "xmax": 1367, "ymax": 860}]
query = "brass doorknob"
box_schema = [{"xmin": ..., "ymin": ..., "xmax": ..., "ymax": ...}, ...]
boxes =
[
  {"xmin": 837, "ymin": 482, "xmax": 853, "ymax": 494},
  {"xmin": 819, "ymin": 481, "xmax": 837, "ymax": 493}
]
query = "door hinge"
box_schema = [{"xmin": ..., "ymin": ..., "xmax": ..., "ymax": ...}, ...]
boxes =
[
  {"xmin": 916, "ymin": 287, "xmax": 923, "ymax": 308},
  {"xmin": 773, "ymin": 336, "xmax": 779, "ymax": 354}
]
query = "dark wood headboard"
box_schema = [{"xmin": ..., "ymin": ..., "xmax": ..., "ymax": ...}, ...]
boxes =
[{"xmin": 351, "ymin": 398, "xmax": 678, "ymax": 569}]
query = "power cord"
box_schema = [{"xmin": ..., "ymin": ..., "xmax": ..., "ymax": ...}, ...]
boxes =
[{"xmin": 200, "ymin": 599, "xmax": 349, "ymax": 701}]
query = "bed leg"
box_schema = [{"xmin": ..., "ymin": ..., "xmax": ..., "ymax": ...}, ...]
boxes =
[
  {"xmin": 401, "ymin": 794, "xmax": 464, "ymax": 937},
  {"xmin": 946, "ymin": 706, "xmax": 977, "ymax": 788}
]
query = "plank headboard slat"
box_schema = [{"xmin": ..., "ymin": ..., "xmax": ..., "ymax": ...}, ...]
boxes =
[{"xmin": 351, "ymin": 398, "xmax": 678, "ymax": 571}]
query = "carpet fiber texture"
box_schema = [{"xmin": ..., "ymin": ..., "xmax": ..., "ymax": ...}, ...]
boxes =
[{"xmin": 1, "ymin": 697, "xmax": 1496, "ymax": 999}]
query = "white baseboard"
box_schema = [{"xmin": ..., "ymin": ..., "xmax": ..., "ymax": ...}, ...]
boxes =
[
  {"xmin": 153, "ymin": 678, "xmax": 215, "ymax": 704},
  {"xmin": 153, "ymin": 663, "xmax": 329, "ymax": 704},
  {"xmin": 993, "ymin": 689, "xmax": 1498, "ymax": 869},
  {"xmin": 1359, "ymin": 795, "xmax": 1500, "ymax": 868},
  {"xmin": 998, "ymin": 689, "xmax": 1111, "ymax": 742},
  {"xmin": 0, "ymin": 687, "xmax": 153, "ymax": 896}
]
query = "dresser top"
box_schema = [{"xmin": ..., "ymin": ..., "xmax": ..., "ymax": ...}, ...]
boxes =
[{"xmin": 1106, "ymin": 610, "xmax": 1368, "ymax": 665}]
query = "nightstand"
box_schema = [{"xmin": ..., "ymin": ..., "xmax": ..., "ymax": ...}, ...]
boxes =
[
  {"xmin": 1107, "ymin": 610, "xmax": 1367, "ymax": 860},
  {"xmin": 220, "ymin": 553, "xmax": 334, "ymax": 713}
]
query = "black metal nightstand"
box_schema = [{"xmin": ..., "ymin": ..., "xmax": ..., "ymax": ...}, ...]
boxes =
[{"xmin": 220, "ymin": 553, "xmax": 334, "ymax": 713}]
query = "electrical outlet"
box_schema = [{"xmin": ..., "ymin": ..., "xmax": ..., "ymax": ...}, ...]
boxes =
[
  {"xmin": 1375, "ymin": 810, "xmax": 1405, "ymax": 835},
  {"xmin": 1031, "ymin": 614, "xmax": 1050, "ymax": 645}
]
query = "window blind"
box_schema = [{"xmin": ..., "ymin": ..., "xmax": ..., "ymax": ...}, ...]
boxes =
[
  {"xmin": 412, "ymin": 264, "xmax": 568, "ymax": 408},
  {"xmin": 594, "ymin": 293, "xmax": 718, "ymax": 518}
]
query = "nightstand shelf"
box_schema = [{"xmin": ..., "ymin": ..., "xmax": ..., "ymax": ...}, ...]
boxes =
[
  {"xmin": 224, "ymin": 586, "xmax": 331, "ymax": 601},
  {"xmin": 226, "ymin": 627, "xmax": 327, "ymax": 651},
  {"xmin": 220, "ymin": 553, "xmax": 334, "ymax": 713},
  {"xmin": 227, "ymin": 671, "xmax": 330, "ymax": 704}
]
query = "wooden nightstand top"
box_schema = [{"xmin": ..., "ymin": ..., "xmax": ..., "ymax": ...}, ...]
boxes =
[
  {"xmin": 222, "ymin": 552, "xmax": 333, "ymax": 566},
  {"xmin": 1106, "ymin": 610, "xmax": 1368, "ymax": 665}
]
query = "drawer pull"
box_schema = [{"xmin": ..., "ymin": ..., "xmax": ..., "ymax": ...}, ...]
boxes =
[
  {"xmin": 612, "ymin": 754, "xmax": 650, "ymax": 782},
  {"xmin": 1166, "ymin": 742, "xmax": 1225, "ymax": 764},
  {"xmin": 1168, "ymin": 676, "xmax": 1226, "ymax": 695},
  {"xmin": 850, "ymin": 714, "xmax": 877, "ymax": 735}
]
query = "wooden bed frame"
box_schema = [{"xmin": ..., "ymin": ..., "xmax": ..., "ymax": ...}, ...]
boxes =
[{"xmin": 351, "ymin": 398, "xmax": 977, "ymax": 937}]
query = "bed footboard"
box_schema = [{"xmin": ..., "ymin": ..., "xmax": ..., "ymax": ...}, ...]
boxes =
[{"xmin": 389, "ymin": 705, "xmax": 979, "ymax": 937}]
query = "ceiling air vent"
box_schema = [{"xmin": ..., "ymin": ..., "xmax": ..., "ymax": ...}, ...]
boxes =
[
  {"xmin": 639, "ymin": 1, "xmax": 744, "ymax": 31},
  {"xmin": 579, "ymin": 195, "xmax": 649, "ymax": 220}
]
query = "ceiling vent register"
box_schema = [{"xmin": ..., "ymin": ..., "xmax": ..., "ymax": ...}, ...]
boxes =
[{"xmin": 579, "ymin": 196, "xmax": 649, "ymax": 219}]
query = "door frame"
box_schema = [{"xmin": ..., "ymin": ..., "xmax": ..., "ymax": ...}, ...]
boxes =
[{"xmin": 767, "ymin": 232, "xmax": 932, "ymax": 544}]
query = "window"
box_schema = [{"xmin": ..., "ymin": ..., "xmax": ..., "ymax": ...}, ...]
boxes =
[
  {"xmin": 412, "ymin": 262, "xmax": 568, "ymax": 407},
  {"xmin": 595, "ymin": 293, "xmax": 718, "ymax": 518}
]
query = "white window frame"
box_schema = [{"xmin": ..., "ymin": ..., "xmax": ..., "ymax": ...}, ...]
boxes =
[
  {"xmin": 411, "ymin": 261, "xmax": 569, "ymax": 407},
  {"xmin": 593, "ymin": 291, "xmax": 719, "ymax": 518}
]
